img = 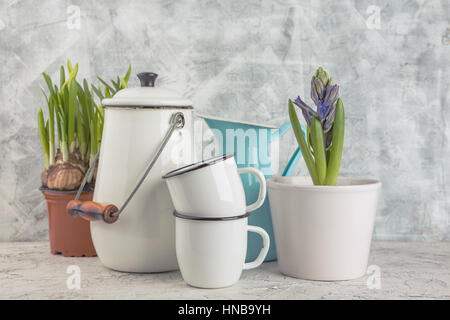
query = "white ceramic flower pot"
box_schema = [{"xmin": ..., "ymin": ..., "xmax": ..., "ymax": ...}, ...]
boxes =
[{"xmin": 267, "ymin": 176, "xmax": 381, "ymax": 281}]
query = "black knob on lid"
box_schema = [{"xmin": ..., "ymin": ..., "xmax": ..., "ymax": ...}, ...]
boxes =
[{"xmin": 137, "ymin": 72, "xmax": 158, "ymax": 87}]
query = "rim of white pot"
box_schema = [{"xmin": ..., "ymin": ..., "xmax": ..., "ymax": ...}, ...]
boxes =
[
  {"xmin": 196, "ymin": 113, "xmax": 278, "ymax": 129},
  {"xmin": 267, "ymin": 176, "xmax": 381, "ymax": 193}
]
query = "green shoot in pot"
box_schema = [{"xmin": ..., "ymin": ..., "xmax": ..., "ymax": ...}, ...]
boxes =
[
  {"xmin": 324, "ymin": 98, "xmax": 344, "ymax": 185},
  {"xmin": 38, "ymin": 60, "xmax": 131, "ymax": 190},
  {"xmin": 37, "ymin": 108, "xmax": 49, "ymax": 169}
]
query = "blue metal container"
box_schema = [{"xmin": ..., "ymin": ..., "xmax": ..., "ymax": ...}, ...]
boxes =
[{"xmin": 198, "ymin": 114, "xmax": 303, "ymax": 262}]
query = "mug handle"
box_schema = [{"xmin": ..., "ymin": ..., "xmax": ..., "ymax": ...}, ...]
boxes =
[
  {"xmin": 237, "ymin": 167, "xmax": 267, "ymax": 213},
  {"xmin": 243, "ymin": 225, "xmax": 270, "ymax": 270}
]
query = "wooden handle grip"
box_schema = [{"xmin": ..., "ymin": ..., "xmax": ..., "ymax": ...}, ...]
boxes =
[{"xmin": 67, "ymin": 200, "xmax": 119, "ymax": 224}]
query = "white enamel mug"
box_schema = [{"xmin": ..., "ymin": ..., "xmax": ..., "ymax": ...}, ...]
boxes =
[
  {"xmin": 174, "ymin": 212, "xmax": 270, "ymax": 289},
  {"xmin": 163, "ymin": 153, "xmax": 266, "ymax": 218}
]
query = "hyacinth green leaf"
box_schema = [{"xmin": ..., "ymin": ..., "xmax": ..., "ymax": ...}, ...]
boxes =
[
  {"xmin": 76, "ymin": 100, "xmax": 87, "ymax": 158},
  {"xmin": 60, "ymin": 66, "xmax": 65, "ymax": 88},
  {"xmin": 40, "ymin": 88, "xmax": 49, "ymax": 105},
  {"xmin": 87, "ymin": 117, "xmax": 98, "ymax": 183},
  {"xmin": 97, "ymin": 77, "xmax": 114, "ymax": 93},
  {"xmin": 45, "ymin": 120, "xmax": 49, "ymax": 145},
  {"xmin": 92, "ymin": 117, "xmax": 96, "ymax": 151},
  {"xmin": 310, "ymin": 116, "xmax": 327, "ymax": 185},
  {"xmin": 55, "ymin": 106, "xmax": 62, "ymax": 145},
  {"xmin": 67, "ymin": 59, "xmax": 73, "ymax": 73},
  {"xmin": 91, "ymin": 84, "xmax": 104, "ymax": 101},
  {"xmin": 81, "ymin": 81, "xmax": 94, "ymax": 126},
  {"xmin": 76, "ymin": 103, "xmax": 82, "ymax": 139},
  {"xmin": 61, "ymin": 83, "xmax": 69, "ymax": 116},
  {"xmin": 99, "ymin": 115, "xmax": 104, "ymax": 141},
  {"xmin": 83, "ymin": 79, "xmax": 91, "ymax": 97},
  {"xmin": 78, "ymin": 83, "xmax": 90, "ymax": 159},
  {"xmin": 96, "ymin": 112, "xmax": 102, "ymax": 148},
  {"xmin": 110, "ymin": 78, "xmax": 119, "ymax": 91},
  {"xmin": 90, "ymin": 118, "xmax": 97, "ymax": 155},
  {"xmin": 96, "ymin": 104, "xmax": 104, "ymax": 122},
  {"xmin": 112, "ymin": 76, "xmax": 121, "ymax": 91},
  {"xmin": 325, "ymin": 98, "xmax": 345, "ymax": 185},
  {"xmin": 58, "ymin": 105, "xmax": 69, "ymax": 162},
  {"xmin": 67, "ymin": 81, "xmax": 77, "ymax": 151},
  {"xmin": 121, "ymin": 78, "xmax": 127, "ymax": 89},
  {"xmin": 38, "ymin": 108, "xmax": 49, "ymax": 169},
  {"xmin": 70, "ymin": 63, "xmax": 79, "ymax": 80},
  {"xmin": 42, "ymin": 73, "xmax": 55, "ymax": 98},
  {"xmin": 124, "ymin": 64, "xmax": 132, "ymax": 83},
  {"xmin": 56, "ymin": 107, "xmax": 66, "ymax": 140},
  {"xmin": 78, "ymin": 83, "xmax": 92, "ymax": 123},
  {"xmin": 55, "ymin": 91, "xmax": 63, "ymax": 117},
  {"xmin": 54, "ymin": 95, "xmax": 63, "ymax": 123},
  {"xmin": 61, "ymin": 63, "xmax": 78, "ymax": 92},
  {"xmin": 47, "ymin": 98, "xmax": 55, "ymax": 165},
  {"xmin": 288, "ymin": 99, "xmax": 319, "ymax": 185},
  {"xmin": 86, "ymin": 88, "xmax": 95, "ymax": 125},
  {"xmin": 306, "ymin": 126, "xmax": 314, "ymax": 156}
]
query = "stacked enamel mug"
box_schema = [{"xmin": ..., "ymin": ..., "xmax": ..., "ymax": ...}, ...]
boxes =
[{"xmin": 163, "ymin": 153, "xmax": 269, "ymax": 288}]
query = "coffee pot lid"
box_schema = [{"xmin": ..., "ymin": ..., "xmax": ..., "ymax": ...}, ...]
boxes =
[{"xmin": 102, "ymin": 72, "xmax": 193, "ymax": 108}]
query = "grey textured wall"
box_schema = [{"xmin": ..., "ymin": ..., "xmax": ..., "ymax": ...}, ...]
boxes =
[{"xmin": 0, "ymin": 0, "xmax": 448, "ymax": 241}]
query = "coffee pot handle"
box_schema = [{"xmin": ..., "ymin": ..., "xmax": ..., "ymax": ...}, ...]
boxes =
[
  {"xmin": 237, "ymin": 167, "xmax": 267, "ymax": 213},
  {"xmin": 243, "ymin": 225, "xmax": 270, "ymax": 270},
  {"xmin": 67, "ymin": 112, "xmax": 185, "ymax": 224},
  {"xmin": 67, "ymin": 200, "xmax": 119, "ymax": 224}
]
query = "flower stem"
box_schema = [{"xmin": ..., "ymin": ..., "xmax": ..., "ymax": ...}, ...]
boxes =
[{"xmin": 61, "ymin": 140, "xmax": 69, "ymax": 162}]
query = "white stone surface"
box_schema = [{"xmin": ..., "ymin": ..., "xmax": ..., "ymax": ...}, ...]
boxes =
[{"xmin": 1, "ymin": 241, "xmax": 449, "ymax": 299}]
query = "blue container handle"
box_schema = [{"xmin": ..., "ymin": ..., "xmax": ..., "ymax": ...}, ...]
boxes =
[
  {"xmin": 282, "ymin": 147, "xmax": 301, "ymax": 176},
  {"xmin": 270, "ymin": 122, "xmax": 292, "ymax": 142}
]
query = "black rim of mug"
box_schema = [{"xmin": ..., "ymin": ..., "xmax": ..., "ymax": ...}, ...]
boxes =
[
  {"xmin": 173, "ymin": 211, "xmax": 250, "ymax": 221},
  {"xmin": 162, "ymin": 153, "xmax": 235, "ymax": 179}
]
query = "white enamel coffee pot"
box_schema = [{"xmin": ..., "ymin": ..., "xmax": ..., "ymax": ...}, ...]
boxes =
[{"xmin": 67, "ymin": 72, "xmax": 194, "ymax": 272}]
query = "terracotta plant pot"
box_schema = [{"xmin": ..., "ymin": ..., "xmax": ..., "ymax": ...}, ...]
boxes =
[{"xmin": 41, "ymin": 188, "xmax": 96, "ymax": 257}]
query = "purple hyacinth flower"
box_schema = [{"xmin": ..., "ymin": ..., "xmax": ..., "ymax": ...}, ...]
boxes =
[
  {"xmin": 323, "ymin": 84, "xmax": 339, "ymax": 108},
  {"xmin": 311, "ymin": 77, "xmax": 324, "ymax": 104},
  {"xmin": 317, "ymin": 84, "xmax": 339, "ymax": 121},
  {"xmin": 325, "ymin": 130, "xmax": 333, "ymax": 149},
  {"xmin": 317, "ymin": 100, "xmax": 330, "ymax": 121},
  {"xmin": 302, "ymin": 109, "xmax": 311, "ymax": 126},
  {"xmin": 293, "ymin": 96, "xmax": 316, "ymax": 126},
  {"xmin": 324, "ymin": 104, "xmax": 336, "ymax": 132},
  {"xmin": 311, "ymin": 83, "xmax": 319, "ymax": 105},
  {"xmin": 292, "ymin": 67, "xmax": 339, "ymax": 134}
]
